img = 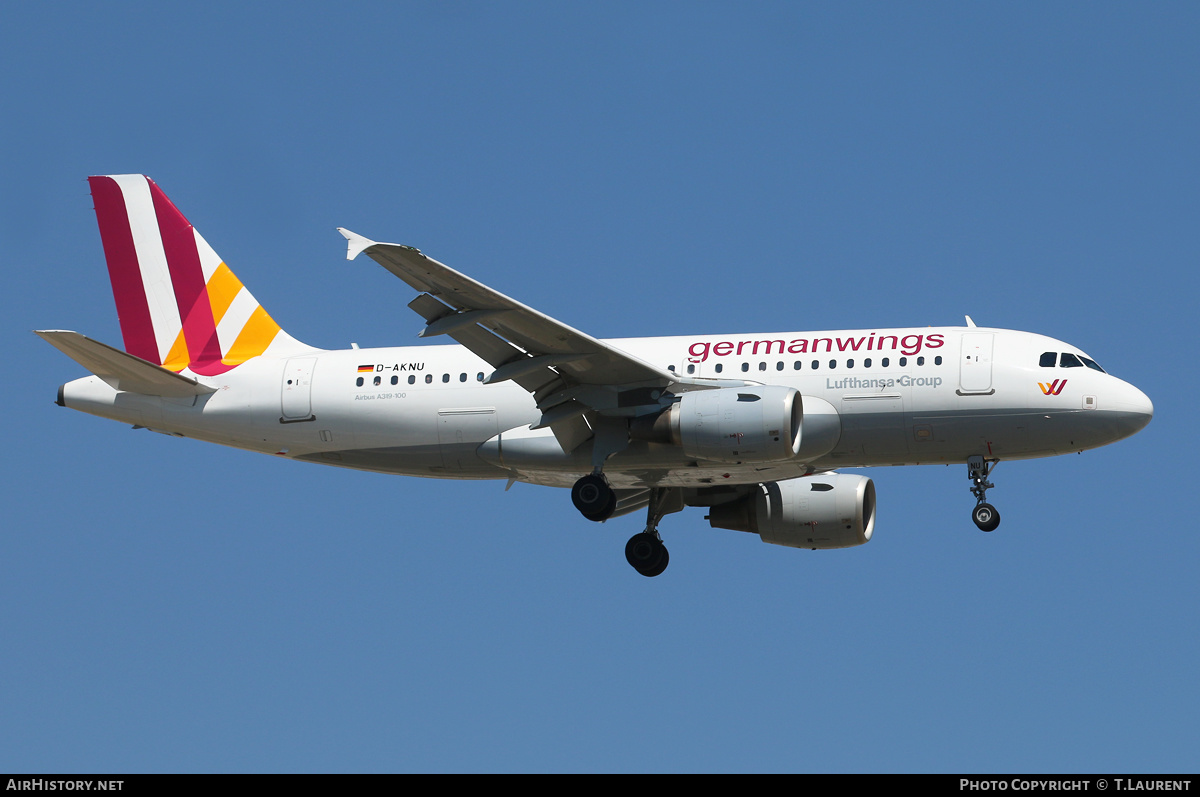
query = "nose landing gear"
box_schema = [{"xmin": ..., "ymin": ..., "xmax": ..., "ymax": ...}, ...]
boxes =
[
  {"xmin": 972, "ymin": 501, "xmax": 1000, "ymax": 532},
  {"xmin": 968, "ymin": 455, "xmax": 1001, "ymax": 531}
]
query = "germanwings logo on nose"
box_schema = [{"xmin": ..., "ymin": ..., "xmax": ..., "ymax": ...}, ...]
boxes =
[{"xmin": 1039, "ymin": 379, "xmax": 1068, "ymax": 396}]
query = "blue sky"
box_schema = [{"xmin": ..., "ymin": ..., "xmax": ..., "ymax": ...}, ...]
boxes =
[{"xmin": 2, "ymin": 2, "xmax": 1196, "ymax": 773}]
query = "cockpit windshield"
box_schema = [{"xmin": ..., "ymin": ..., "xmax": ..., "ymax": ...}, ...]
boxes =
[
  {"xmin": 1039, "ymin": 351, "xmax": 1106, "ymax": 373},
  {"xmin": 1060, "ymin": 353, "xmax": 1084, "ymax": 368}
]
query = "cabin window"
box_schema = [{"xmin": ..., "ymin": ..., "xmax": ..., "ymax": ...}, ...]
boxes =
[
  {"xmin": 793, "ymin": 361, "xmax": 802, "ymax": 370},
  {"xmin": 715, "ymin": 363, "xmax": 723, "ymax": 373},
  {"xmin": 917, "ymin": 356, "xmax": 925, "ymax": 366},
  {"xmin": 829, "ymin": 359, "xmax": 836, "ymax": 369},
  {"xmin": 668, "ymin": 365, "xmax": 676, "ymax": 372},
  {"xmin": 356, "ymin": 377, "xmax": 364, "ymax": 387},
  {"xmin": 391, "ymin": 375, "xmax": 399, "ymax": 385},
  {"xmin": 409, "ymin": 375, "xmax": 416, "ymax": 385},
  {"xmin": 776, "ymin": 361, "xmax": 784, "ymax": 371},
  {"xmin": 882, "ymin": 358, "xmax": 890, "ymax": 367},
  {"xmin": 442, "ymin": 373, "xmax": 450, "ymax": 383},
  {"xmin": 425, "ymin": 374, "xmax": 433, "ymax": 384},
  {"xmin": 477, "ymin": 372, "xmax": 485, "ymax": 382},
  {"xmin": 374, "ymin": 376, "xmax": 381, "ymax": 386},
  {"xmin": 1040, "ymin": 352, "xmax": 1057, "ymax": 367},
  {"xmin": 687, "ymin": 364, "xmax": 696, "ymax": 374},
  {"xmin": 899, "ymin": 357, "xmax": 907, "ymax": 366},
  {"xmin": 811, "ymin": 360, "xmax": 819, "ymax": 370},
  {"xmin": 846, "ymin": 359, "xmax": 854, "ymax": 369},
  {"xmin": 741, "ymin": 362, "xmax": 749, "ymax": 372},
  {"xmin": 459, "ymin": 373, "xmax": 467, "ymax": 382},
  {"xmin": 935, "ymin": 356, "xmax": 942, "ymax": 365},
  {"xmin": 864, "ymin": 358, "xmax": 872, "ymax": 368}
]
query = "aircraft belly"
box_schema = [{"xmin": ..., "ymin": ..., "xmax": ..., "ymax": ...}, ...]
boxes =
[
  {"xmin": 327, "ymin": 380, "xmax": 532, "ymax": 477},
  {"xmin": 502, "ymin": 462, "xmax": 813, "ymax": 491},
  {"xmin": 437, "ymin": 407, "xmax": 501, "ymax": 473},
  {"xmin": 899, "ymin": 407, "xmax": 1110, "ymax": 461},
  {"xmin": 477, "ymin": 432, "xmax": 812, "ymax": 489},
  {"xmin": 293, "ymin": 444, "xmax": 509, "ymax": 479},
  {"xmin": 830, "ymin": 402, "xmax": 910, "ymax": 464}
]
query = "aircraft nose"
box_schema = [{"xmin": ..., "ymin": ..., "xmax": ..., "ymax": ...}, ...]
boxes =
[
  {"xmin": 1134, "ymin": 387, "xmax": 1154, "ymax": 423},
  {"xmin": 1108, "ymin": 380, "xmax": 1153, "ymax": 438}
]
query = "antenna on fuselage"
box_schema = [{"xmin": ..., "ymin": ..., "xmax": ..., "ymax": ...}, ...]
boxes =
[{"xmin": 965, "ymin": 315, "xmax": 977, "ymax": 328}]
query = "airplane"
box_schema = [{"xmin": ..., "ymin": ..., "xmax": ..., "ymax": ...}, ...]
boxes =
[{"xmin": 38, "ymin": 175, "xmax": 1154, "ymax": 577}]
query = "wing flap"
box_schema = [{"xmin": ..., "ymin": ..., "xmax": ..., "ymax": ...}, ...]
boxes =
[{"xmin": 406, "ymin": 292, "xmax": 561, "ymax": 394}]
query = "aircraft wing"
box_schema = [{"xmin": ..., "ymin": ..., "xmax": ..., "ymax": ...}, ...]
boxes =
[
  {"xmin": 341, "ymin": 229, "xmax": 706, "ymax": 451},
  {"xmin": 339, "ymin": 229, "xmax": 669, "ymax": 386}
]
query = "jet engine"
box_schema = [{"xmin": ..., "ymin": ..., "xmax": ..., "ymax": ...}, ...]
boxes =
[
  {"xmin": 629, "ymin": 386, "xmax": 840, "ymax": 464},
  {"xmin": 707, "ymin": 473, "xmax": 876, "ymax": 549}
]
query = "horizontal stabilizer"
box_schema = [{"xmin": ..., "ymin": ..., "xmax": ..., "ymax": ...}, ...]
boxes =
[{"xmin": 35, "ymin": 330, "xmax": 217, "ymax": 397}]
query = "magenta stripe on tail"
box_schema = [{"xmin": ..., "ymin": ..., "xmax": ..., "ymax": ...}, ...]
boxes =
[
  {"xmin": 89, "ymin": 176, "xmax": 159, "ymax": 364},
  {"xmin": 148, "ymin": 180, "xmax": 224, "ymax": 366}
]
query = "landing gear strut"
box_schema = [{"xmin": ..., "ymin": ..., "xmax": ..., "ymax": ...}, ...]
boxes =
[
  {"xmin": 967, "ymin": 455, "xmax": 1001, "ymax": 532},
  {"xmin": 572, "ymin": 473, "xmax": 616, "ymax": 521},
  {"xmin": 625, "ymin": 488, "xmax": 682, "ymax": 577}
]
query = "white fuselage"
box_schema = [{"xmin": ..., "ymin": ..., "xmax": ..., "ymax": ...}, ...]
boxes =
[{"xmin": 58, "ymin": 325, "xmax": 1154, "ymax": 490}]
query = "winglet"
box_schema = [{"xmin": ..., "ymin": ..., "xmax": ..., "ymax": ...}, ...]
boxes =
[{"xmin": 338, "ymin": 228, "xmax": 377, "ymax": 261}]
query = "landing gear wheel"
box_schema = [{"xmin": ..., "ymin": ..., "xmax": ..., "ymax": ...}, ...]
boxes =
[
  {"xmin": 572, "ymin": 474, "xmax": 616, "ymax": 522},
  {"xmin": 625, "ymin": 532, "xmax": 669, "ymax": 577},
  {"xmin": 972, "ymin": 502, "xmax": 1001, "ymax": 532},
  {"xmin": 967, "ymin": 456, "xmax": 1000, "ymax": 532}
]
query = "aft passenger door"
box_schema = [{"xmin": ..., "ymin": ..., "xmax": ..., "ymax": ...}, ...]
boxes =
[{"xmin": 281, "ymin": 357, "xmax": 317, "ymax": 422}]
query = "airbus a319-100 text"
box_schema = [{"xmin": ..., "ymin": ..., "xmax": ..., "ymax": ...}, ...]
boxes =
[{"xmin": 39, "ymin": 175, "xmax": 1154, "ymax": 576}]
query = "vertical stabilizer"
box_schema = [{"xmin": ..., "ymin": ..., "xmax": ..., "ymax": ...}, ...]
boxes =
[{"xmin": 88, "ymin": 174, "xmax": 309, "ymax": 376}]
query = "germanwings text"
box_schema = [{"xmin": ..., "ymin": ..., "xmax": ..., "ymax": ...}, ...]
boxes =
[{"xmin": 686, "ymin": 333, "xmax": 945, "ymax": 363}]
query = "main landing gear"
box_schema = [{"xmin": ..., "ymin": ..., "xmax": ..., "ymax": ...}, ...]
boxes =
[
  {"xmin": 624, "ymin": 488, "xmax": 682, "ymax": 578},
  {"xmin": 626, "ymin": 532, "xmax": 668, "ymax": 577},
  {"xmin": 572, "ymin": 473, "xmax": 616, "ymax": 522},
  {"xmin": 967, "ymin": 455, "xmax": 1001, "ymax": 532},
  {"xmin": 571, "ymin": 474, "xmax": 679, "ymax": 577}
]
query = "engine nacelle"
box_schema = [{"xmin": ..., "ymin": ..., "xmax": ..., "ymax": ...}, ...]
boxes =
[
  {"xmin": 677, "ymin": 385, "xmax": 800, "ymax": 463},
  {"xmin": 707, "ymin": 474, "xmax": 876, "ymax": 549},
  {"xmin": 630, "ymin": 387, "xmax": 840, "ymax": 465}
]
